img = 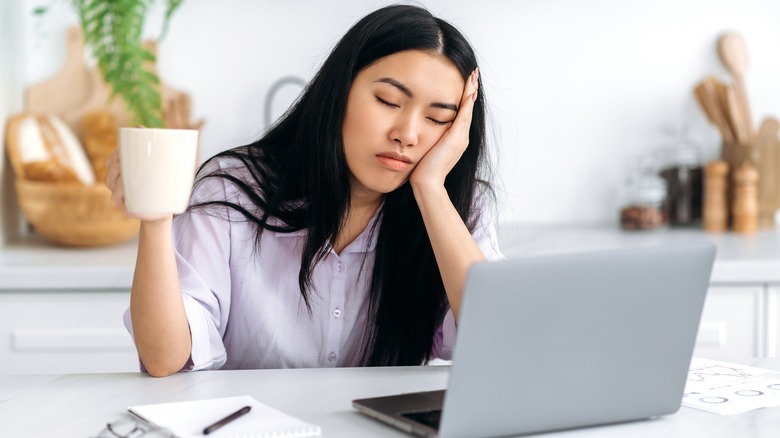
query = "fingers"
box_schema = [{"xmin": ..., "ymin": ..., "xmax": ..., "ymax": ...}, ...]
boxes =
[
  {"xmin": 109, "ymin": 175, "xmax": 126, "ymax": 214},
  {"xmin": 105, "ymin": 150, "xmax": 123, "ymax": 195},
  {"xmin": 461, "ymin": 68, "xmax": 479, "ymax": 105},
  {"xmin": 408, "ymin": 68, "xmax": 480, "ymax": 188},
  {"xmin": 453, "ymin": 68, "xmax": 479, "ymax": 133},
  {"xmin": 466, "ymin": 67, "xmax": 479, "ymax": 102},
  {"xmin": 105, "ymin": 151, "xmax": 118, "ymax": 186},
  {"xmin": 105, "ymin": 150, "xmax": 128, "ymax": 213},
  {"xmin": 110, "ymin": 185, "xmax": 127, "ymax": 214}
]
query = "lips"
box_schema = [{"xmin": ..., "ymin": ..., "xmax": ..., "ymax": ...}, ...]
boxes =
[{"xmin": 376, "ymin": 152, "xmax": 413, "ymax": 171}]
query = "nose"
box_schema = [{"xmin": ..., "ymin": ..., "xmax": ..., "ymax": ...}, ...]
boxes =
[{"xmin": 389, "ymin": 112, "xmax": 419, "ymax": 148}]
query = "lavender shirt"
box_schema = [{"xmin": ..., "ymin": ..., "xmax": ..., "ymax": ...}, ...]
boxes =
[{"xmin": 124, "ymin": 156, "xmax": 504, "ymax": 371}]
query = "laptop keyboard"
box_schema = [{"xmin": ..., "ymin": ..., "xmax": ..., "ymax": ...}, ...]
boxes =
[{"xmin": 401, "ymin": 409, "xmax": 442, "ymax": 430}]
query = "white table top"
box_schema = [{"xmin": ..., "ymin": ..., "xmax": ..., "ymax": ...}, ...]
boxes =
[{"xmin": 2, "ymin": 361, "xmax": 780, "ymax": 438}]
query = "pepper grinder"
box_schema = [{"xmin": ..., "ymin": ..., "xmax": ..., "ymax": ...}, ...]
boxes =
[
  {"xmin": 731, "ymin": 161, "xmax": 759, "ymax": 233},
  {"xmin": 703, "ymin": 160, "xmax": 729, "ymax": 232}
]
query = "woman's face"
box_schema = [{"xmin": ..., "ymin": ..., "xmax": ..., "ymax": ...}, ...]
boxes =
[{"xmin": 342, "ymin": 50, "xmax": 465, "ymax": 200}]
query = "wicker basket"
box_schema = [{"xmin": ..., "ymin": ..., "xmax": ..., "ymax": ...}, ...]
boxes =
[{"xmin": 15, "ymin": 179, "xmax": 140, "ymax": 247}]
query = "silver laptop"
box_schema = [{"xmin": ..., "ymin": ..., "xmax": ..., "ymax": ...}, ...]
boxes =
[{"xmin": 353, "ymin": 243, "xmax": 716, "ymax": 437}]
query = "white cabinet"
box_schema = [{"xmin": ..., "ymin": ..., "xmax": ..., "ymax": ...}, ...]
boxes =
[
  {"xmin": 0, "ymin": 291, "xmax": 138, "ymax": 374},
  {"xmin": 496, "ymin": 225, "xmax": 780, "ymax": 362},
  {"xmin": 770, "ymin": 286, "xmax": 780, "ymax": 358},
  {"xmin": 3, "ymin": 225, "xmax": 780, "ymax": 374},
  {"xmin": 1, "ymin": 285, "xmax": 773, "ymax": 374},
  {"xmin": 694, "ymin": 286, "xmax": 764, "ymax": 360}
]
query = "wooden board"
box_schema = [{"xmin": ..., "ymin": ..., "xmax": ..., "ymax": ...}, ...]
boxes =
[
  {"xmin": 26, "ymin": 27, "xmax": 91, "ymax": 120},
  {"xmin": 25, "ymin": 27, "xmax": 203, "ymax": 138}
]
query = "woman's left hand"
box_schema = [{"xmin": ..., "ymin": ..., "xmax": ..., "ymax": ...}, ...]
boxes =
[{"xmin": 409, "ymin": 68, "xmax": 479, "ymax": 189}]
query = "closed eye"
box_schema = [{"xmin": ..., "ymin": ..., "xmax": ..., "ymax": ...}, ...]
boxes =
[
  {"xmin": 427, "ymin": 117, "xmax": 451, "ymax": 126},
  {"xmin": 376, "ymin": 96, "xmax": 451, "ymax": 125},
  {"xmin": 375, "ymin": 96, "xmax": 399, "ymax": 108}
]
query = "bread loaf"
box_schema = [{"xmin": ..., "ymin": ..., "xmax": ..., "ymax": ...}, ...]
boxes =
[
  {"xmin": 5, "ymin": 113, "xmax": 95, "ymax": 185},
  {"xmin": 81, "ymin": 110, "xmax": 119, "ymax": 183}
]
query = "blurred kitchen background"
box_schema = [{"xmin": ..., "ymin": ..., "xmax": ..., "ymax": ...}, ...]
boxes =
[
  {"xmin": 5, "ymin": 0, "xmax": 780, "ymax": 374},
  {"xmin": 3, "ymin": 0, "xmax": 780, "ymax": 236}
]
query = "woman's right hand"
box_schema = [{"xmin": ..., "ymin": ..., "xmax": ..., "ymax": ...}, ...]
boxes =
[
  {"xmin": 105, "ymin": 150, "xmax": 173, "ymax": 223},
  {"xmin": 106, "ymin": 133, "xmax": 190, "ymax": 377}
]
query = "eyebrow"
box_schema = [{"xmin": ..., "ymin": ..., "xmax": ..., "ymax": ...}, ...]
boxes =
[{"xmin": 374, "ymin": 77, "xmax": 458, "ymax": 112}]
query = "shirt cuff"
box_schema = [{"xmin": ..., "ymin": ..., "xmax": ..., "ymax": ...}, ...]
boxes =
[
  {"xmin": 182, "ymin": 294, "xmax": 228, "ymax": 371},
  {"xmin": 122, "ymin": 297, "xmax": 227, "ymax": 373}
]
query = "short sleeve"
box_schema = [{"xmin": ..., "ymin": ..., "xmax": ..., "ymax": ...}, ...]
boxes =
[
  {"xmin": 123, "ymin": 158, "xmax": 240, "ymax": 372},
  {"xmin": 175, "ymin": 158, "xmax": 245, "ymax": 370},
  {"xmin": 469, "ymin": 189, "xmax": 505, "ymax": 262}
]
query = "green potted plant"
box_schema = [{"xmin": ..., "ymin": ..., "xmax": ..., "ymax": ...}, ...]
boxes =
[{"xmin": 35, "ymin": 0, "xmax": 185, "ymax": 127}]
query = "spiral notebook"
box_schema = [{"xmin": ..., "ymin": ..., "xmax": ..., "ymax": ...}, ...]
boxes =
[{"xmin": 128, "ymin": 395, "xmax": 321, "ymax": 438}]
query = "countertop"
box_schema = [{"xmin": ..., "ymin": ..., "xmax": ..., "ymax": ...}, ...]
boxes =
[
  {"xmin": 498, "ymin": 225, "xmax": 780, "ymax": 284},
  {"xmin": 2, "ymin": 360, "xmax": 780, "ymax": 438},
  {"xmin": 3, "ymin": 224, "xmax": 780, "ymax": 290},
  {"xmin": 0, "ymin": 234, "xmax": 137, "ymax": 290}
]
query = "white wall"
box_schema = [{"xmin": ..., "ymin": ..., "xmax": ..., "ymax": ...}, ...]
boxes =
[
  {"xmin": 1, "ymin": 0, "xmax": 25, "ymax": 245},
  {"xmin": 14, "ymin": 0, "xmax": 780, "ymax": 225}
]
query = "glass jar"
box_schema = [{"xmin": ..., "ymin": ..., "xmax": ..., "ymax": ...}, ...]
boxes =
[
  {"xmin": 657, "ymin": 146, "xmax": 703, "ymax": 226},
  {"xmin": 619, "ymin": 158, "xmax": 667, "ymax": 231}
]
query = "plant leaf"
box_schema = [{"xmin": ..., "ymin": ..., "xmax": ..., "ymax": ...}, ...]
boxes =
[
  {"xmin": 71, "ymin": 0, "xmax": 184, "ymax": 128},
  {"xmin": 159, "ymin": 0, "xmax": 184, "ymax": 41}
]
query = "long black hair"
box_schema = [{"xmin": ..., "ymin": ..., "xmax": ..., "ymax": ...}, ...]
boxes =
[{"xmin": 192, "ymin": 4, "xmax": 491, "ymax": 366}]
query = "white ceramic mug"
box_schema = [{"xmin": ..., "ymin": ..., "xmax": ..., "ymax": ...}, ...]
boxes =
[{"xmin": 118, "ymin": 127, "xmax": 199, "ymax": 215}]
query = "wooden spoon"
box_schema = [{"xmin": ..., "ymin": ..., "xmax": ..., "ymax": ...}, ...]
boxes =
[
  {"xmin": 717, "ymin": 32, "xmax": 754, "ymax": 142},
  {"xmin": 725, "ymin": 85, "xmax": 748, "ymax": 145},
  {"xmin": 694, "ymin": 77, "xmax": 734, "ymax": 144}
]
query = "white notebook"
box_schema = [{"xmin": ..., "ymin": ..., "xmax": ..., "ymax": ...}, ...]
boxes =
[{"xmin": 128, "ymin": 395, "xmax": 321, "ymax": 438}]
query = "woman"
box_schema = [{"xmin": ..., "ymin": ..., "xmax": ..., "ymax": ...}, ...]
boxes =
[{"xmin": 107, "ymin": 4, "xmax": 503, "ymax": 377}]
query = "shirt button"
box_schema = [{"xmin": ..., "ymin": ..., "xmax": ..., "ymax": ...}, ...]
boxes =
[
  {"xmin": 332, "ymin": 308, "xmax": 342, "ymax": 318},
  {"xmin": 328, "ymin": 352, "xmax": 337, "ymax": 362},
  {"xmin": 335, "ymin": 263, "xmax": 344, "ymax": 273}
]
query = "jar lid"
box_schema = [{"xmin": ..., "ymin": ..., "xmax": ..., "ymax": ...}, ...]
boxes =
[
  {"xmin": 655, "ymin": 145, "xmax": 701, "ymax": 168},
  {"xmin": 625, "ymin": 174, "xmax": 667, "ymax": 204},
  {"xmin": 671, "ymin": 146, "xmax": 699, "ymax": 166}
]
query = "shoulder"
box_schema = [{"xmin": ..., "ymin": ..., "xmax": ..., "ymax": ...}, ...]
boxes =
[
  {"xmin": 197, "ymin": 146, "xmax": 256, "ymax": 180},
  {"xmin": 467, "ymin": 182, "xmax": 505, "ymax": 260},
  {"xmin": 191, "ymin": 146, "xmax": 262, "ymax": 204}
]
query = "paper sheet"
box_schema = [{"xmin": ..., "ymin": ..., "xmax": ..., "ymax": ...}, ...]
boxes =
[{"xmin": 683, "ymin": 357, "xmax": 780, "ymax": 415}]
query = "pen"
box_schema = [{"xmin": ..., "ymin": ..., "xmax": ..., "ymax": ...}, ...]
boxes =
[{"xmin": 203, "ymin": 405, "xmax": 252, "ymax": 435}]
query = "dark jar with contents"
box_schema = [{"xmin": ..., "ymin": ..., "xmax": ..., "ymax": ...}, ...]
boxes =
[
  {"xmin": 620, "ymin": 203, "xmax": 665, "ymax": 230},
  {"xmin": 619, "ymin": 160, "xmax": 667, "ymax": 231},
  {"xmin": 657, "ymin": 147, "xmax": 703, "ymax": 226}
]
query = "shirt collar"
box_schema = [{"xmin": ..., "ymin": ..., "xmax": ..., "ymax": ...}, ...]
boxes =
[{"xmin": 338, "ymin": 205, "xmax": 382, "ymax": 254}]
